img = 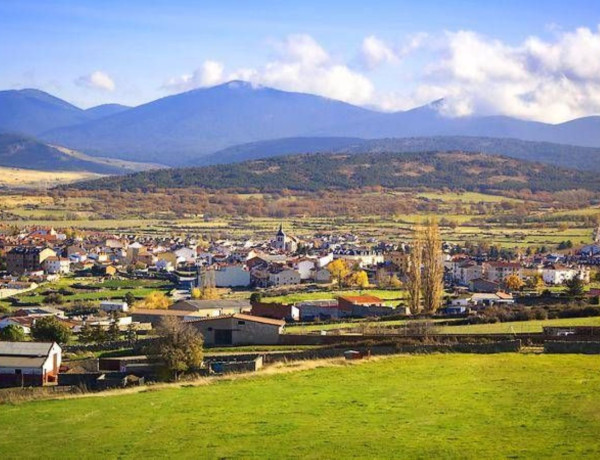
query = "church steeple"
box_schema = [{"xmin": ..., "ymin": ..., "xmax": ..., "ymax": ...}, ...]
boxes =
[{"xmin": 275, "ymin": 223, "xmax": 286, "ymax": 250}]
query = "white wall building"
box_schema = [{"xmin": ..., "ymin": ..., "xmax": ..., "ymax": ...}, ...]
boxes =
[
  {"xmin": 100, "ymin": 301, "xmax": 130, "ymax": 313},
  {"xmin": 43, "ymin": 257, "xmax": 70, "ymax": 275},
  {"xmin": 269, "ymin": 269, "xmax": 301, "ymax": 286},
  {"xmin": 214, "ymin": 265, "xmax": 251, "ymax": 287}
]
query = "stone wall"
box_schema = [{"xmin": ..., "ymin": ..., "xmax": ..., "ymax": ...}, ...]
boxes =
[{"xmin": 544, "ymin": 341, "xmax": 600, "ymax": 354}]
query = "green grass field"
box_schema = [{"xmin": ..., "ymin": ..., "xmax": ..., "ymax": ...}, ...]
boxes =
[
  {"xmin": 6, "ymin": 277, "xmax": 173, "ymax": 306},
  {"xmin": 285, "ymin": 316, "xmax": 600, "ymax": 334},
  {"xmin": 1, "ymin": 354, "xmax": 599, "ymax": 459},
  {"xmin": 263, "ymin": 288, "xmax": 405, "ymax": 304},
  {"xmin": 436, "ymin": 316, "xmax": 600, "ymax": 334}
]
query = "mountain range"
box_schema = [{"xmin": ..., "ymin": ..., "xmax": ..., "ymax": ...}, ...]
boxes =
[{"xmin": 1, "ymin": 82, "xmax": 600, "ymax": 169}]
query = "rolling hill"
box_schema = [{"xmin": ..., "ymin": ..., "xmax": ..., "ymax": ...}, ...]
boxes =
[
  {"xmin": 67, "ymin": 150, "xmax": 600, "ymax": 193},
  {"xmin": 84, "ymin": 103, "xmax": 131, "ymax": 119},
  {"xmin": 0, "ymin": 133, "xmax": 158, "ymax": 175},
  {"xmin": 199, "ymin": 136, "xmax": 600, "ymax": 171}
]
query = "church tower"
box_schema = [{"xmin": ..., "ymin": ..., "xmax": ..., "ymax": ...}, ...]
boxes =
[{"xmin": 275, "ymin": 223, "xmax": 286, "ymax": 250}]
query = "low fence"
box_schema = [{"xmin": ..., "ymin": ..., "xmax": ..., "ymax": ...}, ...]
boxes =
[
  {"xmin": 63, "ymin": 337, "xmax": 157, "ymax": 354},
  {"xmin": 279, "ymin": 333, "xmax": 540, "ymax": 346},
  {"xmin": 0, "ymin": 385, "xmax": 82, "ymax": 404},
  {"xmin": 544, "ymin": 341, "xmax": 600, "ymax": 354},
  {"xmin": 205, "ymin": 355, "xmax": 264, "ymax": 374},
  {"xmin": 256, "ymin": 340, "xmax": 523, "ymax": 363}
]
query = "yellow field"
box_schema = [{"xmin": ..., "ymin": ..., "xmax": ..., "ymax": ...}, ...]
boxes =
[{"xmin": 0, "ymin": 167, "xmax": 102, "ymax": 188}]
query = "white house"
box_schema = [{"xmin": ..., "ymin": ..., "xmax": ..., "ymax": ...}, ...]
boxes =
[
  {"xmin": 542, "ymin": 266, "xmax": 577, "ymax": 285},
  {"xmin": 334, "ymin": 249, "xmax": 384, "ymax": 268},
  {"xmin": 295, "ymin": 259, "xmax": 317, "ymax": 280},
  {"xmin": 269, "ymin": 268, "xmax": 301, "ymax": 286},
  {"xmin": 542, "ymin": 265, "xmax": 590, "ymax": 285},
  {"xmin": 100, "ymin": 301, "xmax": 129, "ymax": 313},
  {"xmin": 483, "ymin": 262, "xmax": 523, "ymax": 283},
  {"xmin": 214, "ymin": 265, "xmax": 251, "ymax": 287},
  {"xmin": 43, "ymin": 257, "xmax": 70, "ymax": 275},
  {"xmin": 316, "ymin": 253, "xmax": 334, "ymax": 268},
  {"xmin": 0, "ymin": 317, "xmax": 32, "ymax": 334}
]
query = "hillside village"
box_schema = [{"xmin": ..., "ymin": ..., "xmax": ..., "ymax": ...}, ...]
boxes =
[{"xmin": 1, "ymin": 221, "xmax": 599, "ymax": 390}]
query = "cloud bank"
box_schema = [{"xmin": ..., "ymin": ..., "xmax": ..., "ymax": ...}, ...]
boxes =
[{"xmin": 163, "ymin": 26, "xmax": 600, "ymax": 123}]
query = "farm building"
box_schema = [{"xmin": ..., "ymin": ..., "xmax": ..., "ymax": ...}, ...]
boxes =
[
  {"xmin": 186, "ymin": 313, "xmax": 285, "ymax": 346},
  {"xmin": 130, "ymin": 308, "xmax": 204, "ymax": 326},
  {"xmin": 170, "ymin": 299, "xmax": 251, "ymax": 317},
  {"xmin": 0, "ymin": 342, "xmax": 62, "ymax": 387},
  {"xmin": 250, "ymin": 302, "xmax": 300, "ymax": 321},
  {"xmin": 100, "ymin": 301, "xmax": 129, "ymax": 313}
]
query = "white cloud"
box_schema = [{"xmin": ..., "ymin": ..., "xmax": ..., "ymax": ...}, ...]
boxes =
[
  {"xmin": 165, "ymin": 34, "xmax": 374, "ymax": 106},
  {"xmin": 360, "ymin": 33, "xmax": 427, "ymax": 70},
  {"xmin": 416, "ymin": 26, "xmax": 600, "ymax": 122},
  {"xmin": 162, "ymin": 60, "xmax": 225, "ymax": 92},
  {"xmin": 242, "ymin": 34, "xmax": 374, "ymax": 105},
  {"xmin": 162, "ymin": 27, "xmax": 600, "ymax": 122},
  {"xmin": 361, "ymin": 36, "xmax": 398, "ymax": 69},
  {"xmin": 75, "ymin": 71, "xmax": 115, "ymax": 92}
]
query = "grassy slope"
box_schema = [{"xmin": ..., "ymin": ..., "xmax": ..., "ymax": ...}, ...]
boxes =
[
  {"xmin": 285, "ymin": 316, "xmax": 600, "ymax": 334},
  {"xmin": 436, "ymin": 316, "xmax": 600, "ymax": 334},
  {"xmin": 263, "ymin": 289, "xmax": 405, "ymax": 304},
  {"xmin": 0, "ymin": 166, "xmax": 101, "ymax": 188},
  {"xmin": 1, "ymin": 354, "xmax": 600, "ymax": 459}
]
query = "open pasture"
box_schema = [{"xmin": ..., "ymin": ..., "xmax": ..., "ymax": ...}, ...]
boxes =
[{"xmin": 1, "ymin": 354, "xmax": 599, "ymax": 459}]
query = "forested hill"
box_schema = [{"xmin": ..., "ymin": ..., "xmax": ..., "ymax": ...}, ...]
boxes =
[
  {"xmin": 198, "ymin": 136, "xmax": 600, "ymax": 172},
  {"xmin": 66, "ymin": 151, "xmax": 600, "ymax": 193}
]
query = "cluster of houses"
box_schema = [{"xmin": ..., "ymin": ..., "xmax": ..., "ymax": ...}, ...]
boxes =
[
  {"xmin": 0, "ymin": 225, "xmax": 387, "ymax": 291},
  {"xmin": 2, "ymin": 226, "xmax": 597, "ymax": 294},
  {"xmin": 446, "ymin": 255, "xmax": 591, "ymax": 290}
]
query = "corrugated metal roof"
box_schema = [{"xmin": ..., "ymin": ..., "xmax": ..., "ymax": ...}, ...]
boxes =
[
  {"xmin": 0, "ymin": 356, "xmax": 46, "ymax": 368},
  {"xmin": 0, "ymin": 342, "xmax": 54, "ymax": 357},
  {"xmin": 186, "ymin": 313, "xmax": 285, "ymax": 327},
  {"xmin": 173, "ymin": 299, "xmax": 251, "ymax": 310}
]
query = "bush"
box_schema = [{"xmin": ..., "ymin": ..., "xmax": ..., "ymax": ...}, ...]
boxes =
[{"xmin": 31, "ymin": 316, "xmax": 72, "ymax": 344}]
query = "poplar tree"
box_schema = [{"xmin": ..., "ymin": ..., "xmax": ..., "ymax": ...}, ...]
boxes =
[
  {"xmin": 422, "ymin": 218, "xmax": 444, "ymax": 313},
  {"xmin": 406, "ymin": 225, "xmax": 423, "ymax": 314}
]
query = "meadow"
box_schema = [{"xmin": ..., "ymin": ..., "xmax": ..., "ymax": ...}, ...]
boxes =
[
  {"xmin": 283, "ymin": 315, "xmax": 600, "ymax": 334},
  {"xmin": 2, "ymin": 277, "xmax": 173, "ymax": 308},
  {"xmin": 262, "ymin": 288, "xmax": 406, "ymax": 304},
  {"xmin": 1, "ymin": 354, "xmax": 599, "ymax": 459},
  {"xmin": 0, "ymin": 167, "xmax": 99, "ymax": 188}
]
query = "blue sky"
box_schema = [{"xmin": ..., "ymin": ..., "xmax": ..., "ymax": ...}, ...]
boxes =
[{"xmin": 1, "ymin": 0, "xmax": 600, "ymax": 122}]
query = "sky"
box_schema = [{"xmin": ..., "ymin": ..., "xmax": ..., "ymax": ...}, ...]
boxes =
[{"xmin": 1, "ymin": 0, "xmax": 600, "ymax": 122}]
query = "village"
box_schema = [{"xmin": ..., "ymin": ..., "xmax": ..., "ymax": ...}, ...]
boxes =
[{"xmin": 0, "ymin": 221, "xmax": 599, "ymax": 391}]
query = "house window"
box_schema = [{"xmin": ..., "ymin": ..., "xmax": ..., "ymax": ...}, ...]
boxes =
[
  {"xmin": 14, "ymin": 369, "xmax": 22, "ymax": 375},
  {"xmin": 207, "ymin": 327, "xmax": 213, "ymax": 331},
  {"xmin": 238, "ymin": 321, "xmax": 245, "ymax": 325}
]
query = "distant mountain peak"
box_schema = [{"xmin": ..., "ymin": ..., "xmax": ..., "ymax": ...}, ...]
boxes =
[
  {"xmin": 223, "ymin": 80, "xmax": 259, "ymax": 90},
  {"xmin": 428, "ymin": 98, "xmax": 446, "ymax": 109}
]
